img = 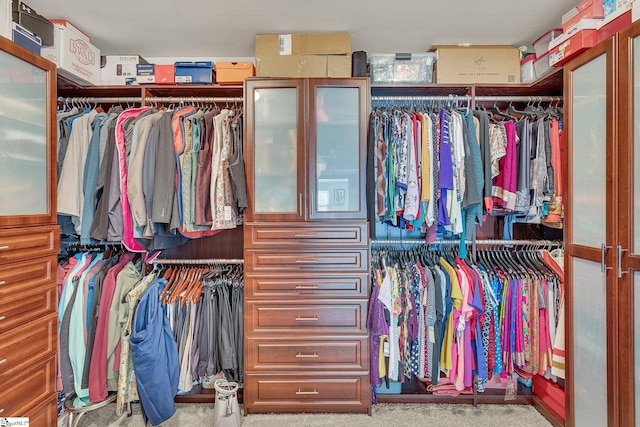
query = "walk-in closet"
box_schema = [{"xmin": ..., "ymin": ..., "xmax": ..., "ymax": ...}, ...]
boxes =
[{"xmin": 1, "ymin": 1, "xmax": 639, "ymax": 426}]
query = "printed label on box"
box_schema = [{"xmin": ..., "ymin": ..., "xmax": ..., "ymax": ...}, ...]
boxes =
[
  {"xmin": 175, "ymin": 75, "xmax": 192, "ymax": 83},
  {"xmin": 279, "ymin": 34, "xmax": 292, "ymax": 55}
]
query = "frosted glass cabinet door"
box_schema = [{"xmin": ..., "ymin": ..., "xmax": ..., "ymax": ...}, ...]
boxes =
[
  {"xmin": 0, "ymin": 50, "xmax": 47, "ymax": 216},
  {"xmin": 565, "ymin": 39, "xmax": 615, "ymax": 426},
  {"xmin": 0, "ymin": 37, "xmax": 55, "ymax": 227},
  {"xmin": 572, "ymin": 258, "xmax": 608, "ymax": 427},
  {"xmin": 309, "ymin": 80, "xmax": 367, "ymax": 220},
  {"xmin": 251, "ymin": 87, "xmax": 299, "ymax": 216},
  {"xmin": 570, "ymin": 54, "xmax": 607, "ymax": 248}
]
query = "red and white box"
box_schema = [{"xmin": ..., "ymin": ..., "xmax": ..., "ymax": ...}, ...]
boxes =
[
  {"xmin": 549, "ymin": 19, "xmax": 600, "ymax": 67},
  {"xmin": 562, "ymin": 0, "xmax": 605, "ymax": 33},
  {"xmin": 597, "ymin": 3, "xmax": 633, "ymax": 42},
  {"xmin": 40, "ymin": 19, "xmax": 100, "ymax": 86}
]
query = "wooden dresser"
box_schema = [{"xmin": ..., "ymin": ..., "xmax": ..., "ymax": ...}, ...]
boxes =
[
  {"xmin": 243, "ymin": 78, "xmax": 371, "ymax": 414},
  {"xmin": 0, "ymin": 37, "xmax": 59, "ymax": 426}
]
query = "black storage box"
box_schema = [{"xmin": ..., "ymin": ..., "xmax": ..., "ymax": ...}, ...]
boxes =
[{"xmin": 12, "ymin": 1, "xmax": 53, "ymax": 46}]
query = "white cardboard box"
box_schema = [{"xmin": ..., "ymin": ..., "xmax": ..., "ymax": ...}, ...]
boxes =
[
  {"xmin": 100, "ymin": 55, "xmax": 146, "ymax": 85},
  {"xmin": 40, "ymin": 20, "xmax": 99, "ymax": 86}
]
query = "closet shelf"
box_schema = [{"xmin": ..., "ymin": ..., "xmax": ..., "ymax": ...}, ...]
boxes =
[
  {"xmin": 370, "ymin": 67, "xmax": 563, "ymax": 98},
  {"xmin": 57, "ymin": 75, "xmax": 243, "ymax": 99}
]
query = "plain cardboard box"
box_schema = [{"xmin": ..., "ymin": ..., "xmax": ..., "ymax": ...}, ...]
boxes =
[
  {"xmin": 40, "ymin": 20, "xmax": 100, "ymax": 86},
  {"xmin": 215, "ymin": 61, "xmax": 255, "ymax": 84},
  {"xmin": 255, "ymin": 32, "xmax": 351, "ymax": 78},
  {"xmin": 435, "ymin": 45, "xmax": 520, "ymax": 84},
  {"xmin": 256, "ymin": 54, "xmax": 350, "ymax": 78},
  {"xmin": 101, "ymin": 55, "xmax": 147, "ymax": 85}
]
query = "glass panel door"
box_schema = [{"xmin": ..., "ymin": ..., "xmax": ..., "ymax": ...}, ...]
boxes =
[
  {"xmin": 0, "ymin": 49, "xmax": 48, "ymax": 216},
  {"xmin": 565, "ymin": 40, "xmax": 616, "ymax": 426},
  {"xmin": 245, "ymin": 79, "xmax": 305, "ymax": 221},
  {"xmin": 308, "ymin": 80, "xmax": 367, "ymax": 219}
]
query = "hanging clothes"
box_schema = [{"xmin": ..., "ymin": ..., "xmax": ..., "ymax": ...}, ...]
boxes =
[
  {"xmin": 55, "ymin": 101, "xmax": 247, "ymax": 251},
  {"xmin": 369, "ymin": 244, "xmax": 565, "ymax": 397},
  {"xmin": 368, "ymin": 100, "xmax": 565, "ymax": 245}
]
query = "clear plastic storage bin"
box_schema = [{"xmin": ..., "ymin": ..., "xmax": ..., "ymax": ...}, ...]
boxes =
[
  {"xmin": 369, "ymin": 52, "xmax": 436, "ymax": 84},
  {"xmin": 534, "ymin": 52, "xmax": 553, "ymax": 78},
  {"xmin": 532, "ymin": 28, "xmax": 563, "ymax": 58},
  {"xmin": 520, "ymin": 54, "xmax": 537, "ymax": 83}
]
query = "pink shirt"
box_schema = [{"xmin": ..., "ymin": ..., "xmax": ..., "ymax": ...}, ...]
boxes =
[{"xmin": 115, "ymin": 107, "xmax": 152, "ymax": 252}]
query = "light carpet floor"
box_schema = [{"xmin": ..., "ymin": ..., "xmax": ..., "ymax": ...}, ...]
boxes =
[{"xmin": 75, "ymin": 402, "xmax": 553, "ymax": 427}]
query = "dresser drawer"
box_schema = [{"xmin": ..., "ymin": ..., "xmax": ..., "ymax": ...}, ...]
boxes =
[
  {"xmin": 247, "ymin": 223, "xmax": 368, "ymax": 246},
  {"xmin": 246, "ymin": 300, "xmax": 367, "ymax": 334},
  {"xmin": 0, "ymin": 226, "xmax": 59, "ymax": 265},
  {"xmin": 244, "ymin": 374, "xmax": 370, "ymax": 414},
  {"xmin": 245, "ymin": 273, "xmax": 368, "ymax": 298},
  {"xmin": 0, "ymin": 313, "xmax": 57, "ymax": 379},
  {"xmin": 22, "ymin": 393, "xmax": 57, "ymax": 427},
  {"xmin": 0, "ymin": 355, "xmax": 55, "ymax": 417},
  {"xmin": 246, "ymin": 338, "xmax": 368, "ymax": 371},
  {"xmin": 0, "ymin": 284, "xmax": 56, "ymax": 333},
  {"xmin": 0, "ymin": 255, "xmax": 56, "ymax": 297},
  {"xmin": 246, "ymin": 249, "xmax": 368, "ymax": 272}
]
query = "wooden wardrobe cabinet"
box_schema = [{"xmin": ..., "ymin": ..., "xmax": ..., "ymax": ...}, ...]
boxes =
[
  {"xmin": 243, "ymin": 78, "xmax": 371, "ymax": 414},
  {"xmin": 0, "ymin": 37, "xmax": 59, "ymax": 426},
  {"xmin": 565, "ymin": 20, "xmax": 640, "ymax": 427}
]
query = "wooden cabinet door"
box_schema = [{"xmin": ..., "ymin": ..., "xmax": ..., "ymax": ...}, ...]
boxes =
[
  {"xmin": 245, "ymin": 78, "xmax": 306, "ymax": 222},
  {"xmin": 564, "ymin": 37, "xmax": 618, "ymax": 427},
  {"xmin": 618, "ymin": 21, "xmax": 640, "ymax": 427},
  {"xmin": 0, "ymin": 38, "xmax": 57, "ymax": 228},
  {"xmin": 307, "ymin": 78, "xmax": 368, "ymax": 220}
]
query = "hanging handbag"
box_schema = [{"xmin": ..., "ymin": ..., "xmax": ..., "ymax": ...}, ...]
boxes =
[{"xmin": 213, "ymin": 379, "xmax": 242, "ymax": 427}]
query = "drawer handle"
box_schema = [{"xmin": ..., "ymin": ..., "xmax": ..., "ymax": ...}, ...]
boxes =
[
  {"xmin": 294, "ymin": 234, "xmax": 318, "ymax": 238},
  {"xmin": 0, "ymin": 316, "xmax": 5, "ymax": 321},
  {"xmin": 0, "ymin": 281, "xmax": 5, "ymax": 286},
  {"xmin": 295, "ymin": 316, "xmax": 318, "ymax": 321},
  {"xmin": 0, "ymin": 358, "xmax": 6, "ymax": 365},
  {"xmin": 295, "ymin": 284, "xmax": 319, "ymax": 289},
  {"xmin": 296, "ymin": 389, "xmax": 319, "ymax": 395},
  {"xmin": 295, "ymin": 259, "xmax": 319, "ymax": 264},
  {"xmin": 295, "ymin": 353, "xmax": 319, "ymax": 358},
  {"xmin": 0, "ymin": 408, "xmax": 4, "ymax": 414},
  {"xmin": 0, "ymin": 246, "xmax": 9, "ymax": 251}
]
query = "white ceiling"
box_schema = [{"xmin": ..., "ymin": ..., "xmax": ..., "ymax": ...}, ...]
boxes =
[{"xmin": 24, "ymin": 0, "xmax": 577, "ymax": 59}]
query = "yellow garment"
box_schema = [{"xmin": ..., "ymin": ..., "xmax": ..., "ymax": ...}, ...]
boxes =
[
  {"xmin": 439, "ymin": 258, "xmax": 462, "ymax": 371},
  {"xmin": 420, "ymin": 113, "xmax": 431, "ymax": 202},
  {"xmin": 379, "ymin": 335, "xmax": 388, "ymax": 379}
]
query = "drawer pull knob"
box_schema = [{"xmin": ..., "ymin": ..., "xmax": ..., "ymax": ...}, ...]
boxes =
[
  {"xmin": 295, "ymin": 316, "xmax": 318, "ymax": 321},
  {"xmin": 0, "ymin": 246, "xmax": 8, "ymax": 251},
  {"xmin": 295, "ymin": 284, "xmax": 319, "ymax": 289},
  {"xmin": 0, "ymin": 316, "xmax": 5, "ymax": 321},
  {"xmin": 295, "ymin": 259, "xmax": 319, "ymax": 264},
  {"xmin": 0, "ymin": 358, "xmax": 6, "ymax": 365},
  {"xmin": 296, "ymin": 389, "xmax": 319, "ymax": 395},
  {"xmin": 294, "ymin": 234, "xmax": 318, "ymax": 238},
  {"xmin": 0, "ymin": 281, "xmax": 5, "ymax": 286},
  {"xmin": 0, "ymin": 408, "xmax": 4, "ymax": 414},
  {"xmin": 295, "ymin": 353, "xmax": 319, "ymax": 358}
]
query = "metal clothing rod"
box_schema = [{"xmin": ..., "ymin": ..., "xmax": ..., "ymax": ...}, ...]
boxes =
[
  {"xmin": 474, "ymin": 95, "xmax": 562, "ymax": 103},
  {"xmin": 60, "ymin": 96, "xmax": 143, "ymax": 104},
  {"xmin": 147, "ymin": 96, "xmax": 243, "ymax": 103},
  {"xmin": 370, "ymin": 239, "xmax": 562, "ymax": 247},
  {"xmin": 151, "ymin": 258, "xmax": 244, "ymax": 265},
  {"xmin": 59, "ymin": 96, "xmax": 243, "ymax": 104},
  {"xmin": 371, "ymin": 95, "xmax": 471, "ymax": 103}
]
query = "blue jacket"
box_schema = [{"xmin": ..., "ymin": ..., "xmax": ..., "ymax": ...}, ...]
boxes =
[{"xmin": 131, "ymin": 278, "xmax": 179, "ymax": 425}]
